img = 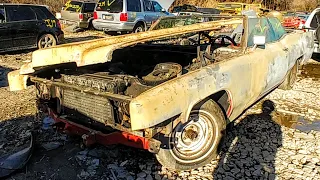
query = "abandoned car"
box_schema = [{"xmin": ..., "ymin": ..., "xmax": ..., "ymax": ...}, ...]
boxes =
[{"xmin": 8, "ymin": 15, "xmax": 314, "ymax": 170}]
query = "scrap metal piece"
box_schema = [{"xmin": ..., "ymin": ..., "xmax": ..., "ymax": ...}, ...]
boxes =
[
  {"xmin": 0, "ymin": 133, "xmax": 34, "ymax": 178},
  {"xmin": 7, "ymin": 70, "xmax": 29, "ymax": 91}
]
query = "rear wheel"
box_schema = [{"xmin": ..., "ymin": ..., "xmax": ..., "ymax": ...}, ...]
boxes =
[
  {"xmin": 155, "ymin": 99, "xmax": 226, "ymax": 170},
  {"xmin": 38, "ymin": 34, "xmax": 57, "ymax": 49},
  {"xmin": 279, "ymin": 62, "xmax": 298, "ymax": 90},
  {"xmin": 133, "ymin": 23, "xmax": 145, "ymax": 33},
  {"xmin": 316, "ymin": 26, "xmax": 320, "ymax": 43}
]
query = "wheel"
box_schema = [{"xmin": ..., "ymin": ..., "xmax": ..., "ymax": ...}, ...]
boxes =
[
  {"xmin": 279, "ymin": 62, "xmax": 298, "ymax": 90},
  {"xmin": 155, "ymin": 99, "xmax": 226, "ymax": 170},
  {"xmin": 38, "ymin": 34, "xmax": 57, "ymax": 49},
  {"xmin": 133, "ymin": 23, "xmax": 145, "ymax": 33},
  {"xmin": 315, "ymin": 26, "xmax": 320, "ymax": 42}
]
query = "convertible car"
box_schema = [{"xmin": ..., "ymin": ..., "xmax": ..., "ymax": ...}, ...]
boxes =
[{"xmin": 8, "ymin": 15, "xmax": 313, "ymax": 170}]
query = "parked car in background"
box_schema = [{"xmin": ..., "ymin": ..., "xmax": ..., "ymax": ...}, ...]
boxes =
[
  {"xmin": 216, "ymin": 2, "xmax": 262, "ymax": 15},
  {"xmin": 171, "ymin": 4, "xmax": 221, "ymax": 16},
  {"xmin": 197, "ymin": 7, "xmax": 221, "ymax": 15},
  {"xmin": 0, "ymin": 3, "xmax": 64, "ymax": 53},
  {"xmin": 171, "ymin": 4, "xmax": 198, "ymax": 16},
  {"xmin": 60, "ymin": 0, "xmax": 96, "ymax": 31},
  {"xmin": 304, "ymin": 8, "xmax": 320, "ymax": 53},
  {"xmin": 92, "ymin": 0, "xmax": 173, "ymax": 34},
  {"xmin": 282, "ymin": 16, "xmax": 307, "ymax": 29}
]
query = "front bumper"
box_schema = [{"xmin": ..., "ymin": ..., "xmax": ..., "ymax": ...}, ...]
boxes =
[
  {"xmin": 47, "ymin": 108, "xmax": 156, "ymax": 151},
  {"xmin": 92, "ymin": 20, "xmax": 135, "ymax": 32}
]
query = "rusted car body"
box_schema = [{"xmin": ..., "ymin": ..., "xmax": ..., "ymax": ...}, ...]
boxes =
[{"xmin": 8, "ymin": 15, "xmax": 314, "ymax": 170}]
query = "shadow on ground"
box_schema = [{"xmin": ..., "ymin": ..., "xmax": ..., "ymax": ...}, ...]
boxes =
[
  {"xmin": 64, "ymin": 36, "xmax": 104, "ymax": 44},
  {"xmin": 213, "ymin": 100, "xmax": 282, "ymax": 179},
  {"xmin": 312, "ymin": 53, "xmax": 320, "ymax": 62},
  {"xmin": 299, "ymin": 62, "xmax": 320, "ymax": 79},
  {"xmin": 0, "ymin": 66, "xmax": 13, "ymax": 88},
  {"xmin": 0, "ymin": 49, "xmax": 34, "ymax": 56}
]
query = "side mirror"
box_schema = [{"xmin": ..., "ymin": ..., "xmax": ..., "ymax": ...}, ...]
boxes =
[
  {"xmin": 253, "ymin": 35, "xmax": 266, "ymax": 46},
  {"xmin": 161, "ymin": 8, "xmax": 166, "ymax": 12}
]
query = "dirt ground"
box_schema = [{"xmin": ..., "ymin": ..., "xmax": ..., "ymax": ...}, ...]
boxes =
[{"xmin": 0, "ymin": 31, "xmax": 320, "ymax": 180}]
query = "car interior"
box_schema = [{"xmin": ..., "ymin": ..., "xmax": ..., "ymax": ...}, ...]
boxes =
[{"xmin": 0, "ymin": 8, "xmax": 5, "ymax": 23}]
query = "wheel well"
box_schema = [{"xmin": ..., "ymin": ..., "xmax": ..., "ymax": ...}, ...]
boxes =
[
  {"xmin": 88, "ymin": 18, "xmax": 93, "ymax": 28},
  {"xmin": 37, "ymin": 32, "xmax": 57, "ymax": 46},
  {"xmin": 134, "ymin": 21, "xmax": 146, "ymax": 30},
  {"xmin": 209, "ymin": 90, "xmax": 232, "ymax": 118}
]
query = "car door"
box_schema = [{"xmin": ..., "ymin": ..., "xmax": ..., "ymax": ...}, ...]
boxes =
[
  {"xmin": 6, "ymin": 5, "xmax": 38, "ymax": 49},
  {"xmin": 0, "ymin": 6, "xmax": 13, "ymax": 52},
  {"xmin": 247, "ymin": 17, "xmax": 290, "ymax": 96},
  {"xmin": 142, "ymin": 0, "xmax": 155, "ymax": 27},
  {"xmin": 152, "ymin": 1, "xmax": 166, "ymax": 18},
  {"xmin": 127, "ymin": 0, "xmax": 143, "ymax": 25}
]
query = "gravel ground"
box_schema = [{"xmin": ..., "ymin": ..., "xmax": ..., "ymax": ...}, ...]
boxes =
[{"xmin": 0, "ymin": 31, "xmax": 319, "ymax": 180}]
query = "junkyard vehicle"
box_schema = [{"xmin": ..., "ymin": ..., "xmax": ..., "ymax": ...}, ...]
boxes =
[
  {"xmin": 197, "ymin": 8, "xmax": 221, "ymax": 15},
  {"xmin": 8, "ymin": 15, "xmax": 314, "ymax": 170},
  {"xmin": 0, "ymin": 4, "xmax": 64, "ymax": 53},
  {"xmin": 217, "ymin": 2, "xmax": 262, "ymax": 15},
  {"xmin": 60, "ymin": 0, "xmax": 96, "ymax": 30},
  {"xmin": 171, "ymin": 4, "xmax": 198, "ymax": 16},
  {"xmin": 297, "ymin": 14, "xmax": 310, "ymax": 21},
  {"xmin": 92, "ymin": 0, "xmax": 173, "ymax": 33},
  {"xmin": 171, "ymin": 4, "xmax": 220, "ymax": 16},
  {"xmin": 303, "ymin": 8, "xmax": 320, "ymax": 53},
  {"xmin": 283, "ymin": 16, "xmax": 307, "ymax": 29}
]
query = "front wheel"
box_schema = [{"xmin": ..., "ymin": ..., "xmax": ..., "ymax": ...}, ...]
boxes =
[
  {"xmin": 155, "ymin": 99, "xmax": 226, "ymax": 170},
  {"xmin": 38, "ymin": 34, "xmax": 57, "ymax": 49}
]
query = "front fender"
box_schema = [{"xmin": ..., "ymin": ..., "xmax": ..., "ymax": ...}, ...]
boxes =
[{"xmin": 129, "ymin": 64, "xmax": 231, "ymax": 130}]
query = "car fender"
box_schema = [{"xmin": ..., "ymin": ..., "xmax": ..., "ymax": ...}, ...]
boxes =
[
  {"xmin": 129, "ymin": 63, "xmax": 235, "ymax": 131},
  {"xmin": 133, "ymin": 18, "xmax": 147, "ymax": 29}
]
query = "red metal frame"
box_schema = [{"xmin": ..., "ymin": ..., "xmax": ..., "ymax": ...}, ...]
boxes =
[{"xmin": 48, "ymin": 109, "xmax": 150, "ymax": 150}]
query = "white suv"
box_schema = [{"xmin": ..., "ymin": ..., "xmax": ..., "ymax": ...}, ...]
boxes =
[
  {"xmin": 92, "ymin": 0, "xmax": 173, "ymax": 34},
  {"xmin": 304, "ymin": 8, "xmax": 320, "ymax": 53}
]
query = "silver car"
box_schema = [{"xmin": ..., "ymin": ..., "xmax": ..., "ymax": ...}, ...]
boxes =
[{"xmin": 92, "ymin": 0, "xmax": 173, "ymax": 33}]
